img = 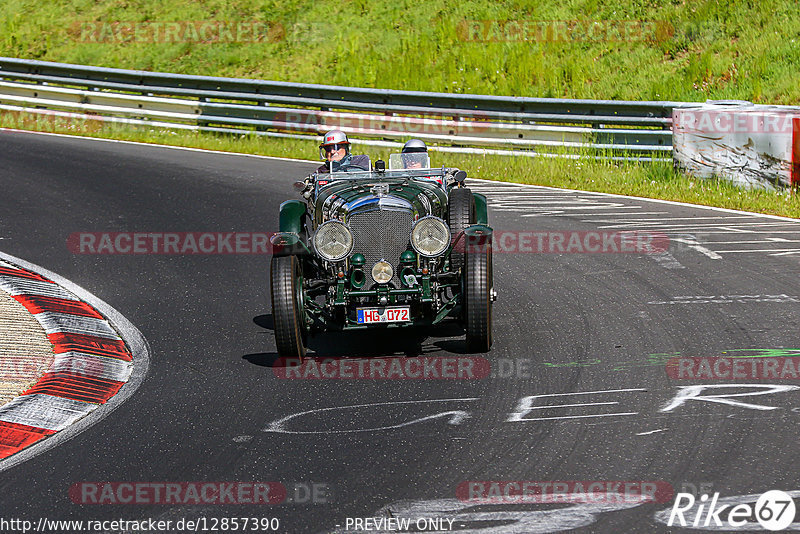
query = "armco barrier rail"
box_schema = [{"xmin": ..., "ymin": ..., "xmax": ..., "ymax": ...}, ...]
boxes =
[{"xmin": 0, "ymin": 57, "xmax": 693, "ymax": 161}]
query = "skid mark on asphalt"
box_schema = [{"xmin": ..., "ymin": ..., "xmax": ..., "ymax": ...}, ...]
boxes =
[{"xmin": 651, "ymin": 252, "xmax": 685, "ymax": 269}]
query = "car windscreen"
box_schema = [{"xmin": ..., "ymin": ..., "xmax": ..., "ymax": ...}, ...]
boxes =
[
  {"xmin": 389, "ymin": 152, "xmax": 431, "ymax": 170},
  {"xmin": 325, "ymin": 168, "xmax": 446, "ymax": 182}
]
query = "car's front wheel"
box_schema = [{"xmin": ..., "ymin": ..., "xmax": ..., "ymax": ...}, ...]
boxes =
[
  {"xmin": 447, "ymin": 187, "xmax": 476, "ymax": 272},
  {"xmin": 464, "ymin": 235, "xmax": 493, "ymax": 353},
  {"xmin": 270, "ymin": 255, "xmax": 308, "ymax": 359}
]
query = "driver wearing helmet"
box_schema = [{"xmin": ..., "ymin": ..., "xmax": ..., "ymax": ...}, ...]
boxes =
[{"xmin": 316, "ymin": 130, "xmax": 370, "ymax": 173}]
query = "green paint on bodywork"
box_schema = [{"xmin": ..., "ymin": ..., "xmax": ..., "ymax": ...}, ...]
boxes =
[
  {"xmin": 279, "ymin": 200, "xmax": 306, "ymax": 234},
  {"xmin": 473, "ymin": 193, "xmax": 488, "ymax": 225},
  {"xmin": 421, "ymin": 273, "xmax": 432, "ymax": 302},
  {"xmin": 334, "ymin": 278, "xmax": 346, "ymax": 305}
]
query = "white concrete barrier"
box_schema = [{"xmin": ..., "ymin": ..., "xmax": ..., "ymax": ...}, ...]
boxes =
[{"xmin": 672, "ymin": 102, "xmax": 800, "ymax": 190}]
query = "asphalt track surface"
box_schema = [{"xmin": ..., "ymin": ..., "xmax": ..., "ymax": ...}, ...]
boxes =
[{"xmin": 2, "ymin": 130, "xmax": 800, "ymax": 533}]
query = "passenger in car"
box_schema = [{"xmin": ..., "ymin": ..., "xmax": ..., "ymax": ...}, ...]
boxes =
[
  {"xmin": 401, "ymin": 139, "xmax": 442, "ymax": 184},
  {"xmin": 401, "ymin": 139, "xmax": 428, "ymax": 169}
]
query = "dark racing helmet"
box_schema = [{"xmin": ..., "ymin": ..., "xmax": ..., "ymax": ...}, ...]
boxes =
[{"xmin": 319, "ymin": 130, "xmax": 351, "ymax": 160}]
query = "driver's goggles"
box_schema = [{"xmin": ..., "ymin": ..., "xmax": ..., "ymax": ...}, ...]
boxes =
[{"xmin": 322, "ymin": 143, "xmax": 349, "ymax": 153}]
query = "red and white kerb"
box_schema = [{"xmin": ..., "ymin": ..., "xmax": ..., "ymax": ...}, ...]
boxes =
[{"xmin": 0, "ymin": 260, "xmax": 133, "ymax": 458}]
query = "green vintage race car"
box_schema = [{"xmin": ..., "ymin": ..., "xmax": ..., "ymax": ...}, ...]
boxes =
[{"xmin": 269, "ymin": 152, "xmax": 494, "ymax": 358}]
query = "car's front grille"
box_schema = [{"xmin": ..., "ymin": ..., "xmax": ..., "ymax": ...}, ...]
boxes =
[{"xmin": 349, "ymin": 209, "xmax": 413, "ymax": 289}]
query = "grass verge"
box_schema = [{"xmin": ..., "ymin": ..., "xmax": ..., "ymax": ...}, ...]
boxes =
[
  {"xmin": 3, "ymin": 111, "xmax": 799, "ymax": 218},
  {"xmin": 2, "ymin": 0, "xmax": 799, "ymax": 104}
]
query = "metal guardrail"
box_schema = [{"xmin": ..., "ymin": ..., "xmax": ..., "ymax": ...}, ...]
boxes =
[{"xmin": 0, "ymin": 57, "xmax": 693, "ymax": 160}]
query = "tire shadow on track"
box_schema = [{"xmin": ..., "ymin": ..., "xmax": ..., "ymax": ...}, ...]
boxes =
[{"xmin": 246, "ymin": 314, "xmax": 467, "ymax": 366}]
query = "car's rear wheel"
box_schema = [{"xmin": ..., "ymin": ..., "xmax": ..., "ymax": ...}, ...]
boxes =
[
  {"xmin": 464, "ymin": 234, "xmax": 493, "ymax": 353},
  {"xmin": 270, "ymin": 255, "xmax": 308, "ymax": 359},
  {"xmin": 447, "ymin": 187, "xmax": 476, "ymax": 272}
]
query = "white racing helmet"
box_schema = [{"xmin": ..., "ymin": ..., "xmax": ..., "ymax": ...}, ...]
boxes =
[{"xmin": 319, "ymin": 130, "xmax": 351, "ymax": 160}]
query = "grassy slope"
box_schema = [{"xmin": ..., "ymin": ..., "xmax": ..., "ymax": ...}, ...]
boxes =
[
  {"xmin": 1, "ymin": 1, "xmax": 800, "ymax": 217},
  {"xmin": 1, "ymin": 0, "xmax": 800, "ymax": 103}
]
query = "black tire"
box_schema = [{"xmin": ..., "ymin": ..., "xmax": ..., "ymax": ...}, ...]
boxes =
[
  {"xmin": 447, "ymin": 187, "xmax": 476, "ymax": 272},
  {"xmin": 464, "ymin": 236, "xmax": 493, "ymax": 353},
  {"xmin": 270, "ymin": 255, "xmax": 307, "ymax": 359}
]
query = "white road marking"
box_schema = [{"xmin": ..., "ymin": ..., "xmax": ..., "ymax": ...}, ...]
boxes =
[
  {"xmin": 718, "ymin": 226, "xmax": 758, "ymax": 233},
  {"xmin": 575, "ymin": 212, "xmax": 669, "ymax": 217},
  {"xmin": 507, "ymin": 412, "xmax": 639, "ymax": 422},
  {"xmin": 523, "ymin": 402, "xmax": 618, "ymax": 410},
  {"xmin": 717, "ymin": 248, "xmax": 800, "ymax": 253},
  {"xmin": 667, "ymin": 230, "xmax": 800, "ymax": 234},
  {"xmin": 520, "ymin": 207, "xmax": 642, "ymax": 217},
  {"xmin": 648, "ymin": 295, "xmax": 800, "ymax": 304},
  {"xmin": 699, "ymin": 240, "xmax": 800, "ymax": 244},
  {"xmin": 591, "ymin": 216, "xmax": 756, "ymax": 223},
  {"xmin": 660, "ymin": 384, "xmax": 800, "ymax": 412},
  {"xmin": 507, "ymin": 389, "xmax": 646, "ymax": 422},
  {"xmin": 598, "ymin": 222, "xmax": 790, "ymax": 230},
  {"xmin": 636, "ymin": 429, "xmax": 666, "ymax": 436},
  {"xmin": 514, "ymin": 388, "xmax": 647, "ymax": 398},
  {"xmin": 263, "ymin": 398, "xmax": 479, "ymax": 434},
  {"xmin": 670, "ymin": 238, "xmax": 722, "ymax": 260}
]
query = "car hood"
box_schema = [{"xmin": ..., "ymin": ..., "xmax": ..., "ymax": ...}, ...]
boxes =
[{"xmin": 315, "ymin": 179, "xmax": 447, "ymax": 226}]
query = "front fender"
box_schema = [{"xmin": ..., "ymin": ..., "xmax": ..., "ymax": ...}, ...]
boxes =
[
  {"xmin": 464, "ymin": 224, "xmax": 493, "ymax": 252},
  {"xmin": 279, "ymin": 200, "xmax": 307, "ymax": 234},
  {"xmin": 473, "ymin": 193, "xmax": 489, "ymax": 225}
]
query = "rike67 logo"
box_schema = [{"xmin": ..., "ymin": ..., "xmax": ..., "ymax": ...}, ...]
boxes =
[{"xmin": 663, "ymin": 490, "xmax": 798, "ymax": 531}]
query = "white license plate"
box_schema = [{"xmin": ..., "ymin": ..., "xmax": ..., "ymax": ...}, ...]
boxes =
[{"xmin": 357, "ymin": 306, "xmax": 410, "ymax": 324}]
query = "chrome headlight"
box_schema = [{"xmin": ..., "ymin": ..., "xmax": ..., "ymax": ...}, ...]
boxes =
[
  {"xmin": 371, "ymin": 260, "xmax": 394, "ymax": 285},
  {"xmin": 411, "ymin": 216, "xmax": 450, "ymax": 257},
  {"xmin": 313, "ymin": 220, "xmax": 353, "ymax": 261}
]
